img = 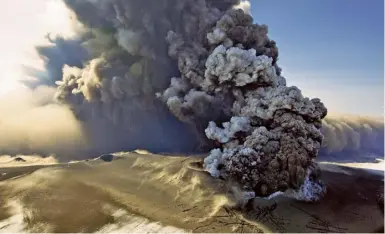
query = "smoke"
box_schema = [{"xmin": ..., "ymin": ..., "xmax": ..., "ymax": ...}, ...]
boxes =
[
  {"xmin": 319, "ymin": 115, "xmax": 384, "ymax": 162},
  {"xmin": 234, "ymin": 0, "xmax": 251, "ymax": 15},
  {"xmin": 152, "ymin": 3, "xmax": 327, "ymax": 197},
  {"xmin": 1, "ymin": 0, "xmax": 382, "ymax": 197},
  {"xmin": 0, "ymin": 84, "xmax": 89, "ymax": 159},
  {"xmin": 0, "ymin": 0, "xmax": 92, "ymax": 161},
  {"xmin": 4, "ymin": 0, "xmax": 239, "ymax": 160},
  {"xmin": 32, "ymin": 36, "xmax": 89, "ymax": 86},
  {"xmin": 37, "ymin": 0, "xmax": 248, "ymax": 154}
]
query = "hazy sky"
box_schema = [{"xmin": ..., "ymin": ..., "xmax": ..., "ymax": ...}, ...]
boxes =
[
  {"xmin": 251, "ymin": 0, "xmax": 384, "ymax": 116},
  {"xmin": 0, "ymin": 0, "xmax": 76, "ymax": 96}
]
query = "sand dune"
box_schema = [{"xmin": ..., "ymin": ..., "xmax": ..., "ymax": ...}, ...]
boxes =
[{"xmin": 0, "ymin": 152, "xmax": 383, "ymax": 233}]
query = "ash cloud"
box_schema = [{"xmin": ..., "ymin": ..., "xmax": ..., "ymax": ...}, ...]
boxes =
[
  {"xmin": 5, "ymin": 0, "xmax": 245, "ymax": 160},
  {"xmin": 157, "ymin": 5, "xmax": 326, "ymax": 197},
  {"xmin": 234, "ymin": 0, "xmax": 251, "ymax": 15},
  {"xmin": 3, "ymin": 0, "xmax": 382, "ymax": 197},
  {"xmin": 0, "ymin": 84, "xmax": 90, "ymax": 160},
  {"xmin": 319, "ymin": 115, "xmax": 384, "ymax": 163},
  {"xmin": 51, "ymin": 0, "xmax": 255, "ymax": 155}
]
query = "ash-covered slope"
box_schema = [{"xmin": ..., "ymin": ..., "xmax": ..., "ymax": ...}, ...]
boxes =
[{"xmin": 0, "ymin": 152, "xmax": 383, "ymax": 233}]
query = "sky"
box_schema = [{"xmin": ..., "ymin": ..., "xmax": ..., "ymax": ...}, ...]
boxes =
[
  {"xmin": 0, "ymin": 0, "xmax": 76, "ymax": 96},
  {"xmin": 251, "ymin": 0, "xmax": 384, "ymax": 117}
]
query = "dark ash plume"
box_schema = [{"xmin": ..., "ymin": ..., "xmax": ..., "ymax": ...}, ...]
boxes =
[{"xmin": 156, "ymin": 5, "xmax": 327, "ymax": 197}]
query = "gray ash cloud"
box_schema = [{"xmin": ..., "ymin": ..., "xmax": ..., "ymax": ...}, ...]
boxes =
[{"xmin": 18, "ymin": 0, "xmax": 382, "ymax": 196}]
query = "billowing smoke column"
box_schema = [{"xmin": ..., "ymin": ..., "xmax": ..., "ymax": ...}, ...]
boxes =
[
  {"xmin": 36, "ymin": 0, "xmax": 329, "ymax": 195},
  {"xmin": 157, "ymin": 7, "xmax": 327, "ymax": 196}
]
